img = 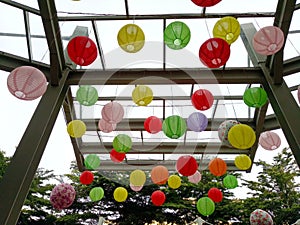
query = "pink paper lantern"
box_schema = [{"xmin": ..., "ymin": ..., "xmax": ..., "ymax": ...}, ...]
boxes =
[
  {"xmin": 297, "ymin": 85, "xmax": 300, "ymax": 104},
  {"xmin": 98, "ymin": 119, "xmax": 116, "ymax": 133},
  {"xmin": 7, "ymin": 66, "xmax": 47, "ymax": 100},
  {"xmin": 252, "ymin": 26, "xmax": 284, "ymax": 56},
  {"xmin": 130, "ymin": 183, "xmax": 143, "ymax": 192},
  {"xmin": 259, "ymin": 131, "xmax": 281, "ymax": 150},
  {"xmin": 176, "ymin": 155, "xmax": 198, "ymax": 176},
  {"xmin": 144, "ymin": 116, "xmax": 162, "ymax": 134},
  {"xmin": 101, "ymin": 102, "xmax": 124, "ymax": 124},
  {"xmin": 50, "ymin": 183, "xmax": 76, "ymax": 210},
  {"xmin": 188, "ymin": 170, "xmax": 202, "ymax": 184}
]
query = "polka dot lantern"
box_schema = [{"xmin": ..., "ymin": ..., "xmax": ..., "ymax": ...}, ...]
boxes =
[
  {"xmin": 110, "ymin": 149, "xmax": 126, "ymax": 163},
  {"xmin": 113, "ymin": 187, "xmax": 128, "ymax": 202},
  {"xmin": 228, "ymin": 124, "xmax": 256, "ymax": 149},
  {"xmin": 89, "ymin": 187, "xmax": 104, "ymax": 202},
  {"xmin": 67, "ymin": 36, "xmax": 97, "ymax": 66},
  {"xmin": 76, "ymin": 85, "xmax": 98, "ymax": 106},
  {"xmin": 218, "ymin": 120, "xmax": 240, "ymax": 147},
  {"xmin": 112, "ymin": 134, "xmax": 132, "ymax": 153},
  {"xmin": 132, "ymin": 85, "xmax": 153, "ymax": 106},
  {"xmin": 243, "ymin": 87, "xmax": 268, "ymax": 108},
  {"xmin": 250, "ymin": 209, "xmax": 273, "ymax": 225},
  {"xmin": 234, "ymin": 154, "xmax": 252, "ymax": 170},
  {"xmin": 209, "ymin": 158, "xmax": 227, "ymax": 176},
  {"xmin": 7, "ymin": 66, "xmax": 47, "ymax": 100},
  {"xmin": 67, "ymin": 120, "xmax": 86, "ymax": 138},
  {"xmin": 50, "ymin": 183, "xmax": 76, "ymax": 210},
  {"xmin": 144, "ymin": 116, "xmax": 162, "ymax": 134},
  {"xmin": 197, "ymin": 197, "xmax": 215, "ymax": 216},
  {"xmin": 187, "ymin": 112, "xmax": 208, "ymax": 132},
  {"xmin": 199, "ymin": 38, "xmax": 230, "ymax": 68},
  {"xmin": 176, "ymin": 155, "xmax": 198, "ymax": 176},
  {"xmin": 191, "ymin": 0, "xmax": 222, "ymax": 7},
  {"xmin": 98, "ymin": 119, "xmax": 116, "ymax": 133},
  {"xmin": 164, "ymin": 21, "xmax": 191, "ymax": 50},
  {"xmin": 188, "ymin": 170, "xmax": 202, "ymax": 184},
  {"xmin": 213, "ymin": 16, "xmax": 240, "ymax": 44},
  {"xmin": 79, "ymin": 171, "xmax": 94, "ymax": 185},
  {"xmin": 191, "ymin": 89, "xmax": 214, "ymax": 111},
  {"xmin": 84, "ymin": 154, "xmax": 100, "ymax": 170},
  {"xmin": 207, "ymin": 187, "xmax": 223, "ymax": 203},
  {"xmin": 223, "ymin": 174, "xmax": 238, "ymax": 189},
  {"xmin": 259, "ymin": 131, "xmax": 281, "ymax": 150},
  {"xmin": 151, "ymin": 165, "xmax": 169, "ymax": 185},
  {"xmin": 151, "ymin": 190, "xmax": 166, "ymax": 206},
  {"xmin": 253, "ymin": 26, "xmax": 284, "ymax": 56},
  {"xmin": 168, "ymin": 175, "xmax": 181, "ymax": 189},
  {"xmin": 117, "ymin": 24, "xmax": 145, "ymax": 53},
  {"xmin": 162, "ymin": 115, "xmax": 187, "ymax": 139},
  {"xmin": 129, "ymin": 169, "xmax": 146, "ymax": 186},
  {"xmin": 101, "ymin": 101, "xmax": 124, "ymax": 124}
]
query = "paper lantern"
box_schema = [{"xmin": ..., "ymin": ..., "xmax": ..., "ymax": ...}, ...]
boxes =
[
  {"xmin": 67, "ymin": 120, "xmax": 86, "ymax": 138},
  {"xmin": 188, "ymin": 171, "xmax": 202, "ymax": 184},
  {"xmin": 187, "ymin": 112, "xmax": 208, "ymax": 132},
  {"xmin": 196, "ymin": 197, "xmax": 215, "ymax": 216},
  {"xmin": 132, "ymin": 85, "xmax": 153, "ymax": 106},
  {"xmin": 79, "ymin": 171, "xmax": 94, "ymax": 185},
  {"xmin": 191, "ymin": 89, "xmax": 214, "ymax": 110},
  {"xmin": 110, "ymin": 149, "xmax": 126, "ymax": 163},
  {"xmin": 113, "ymin": 134, "xmax": 132, "ymax": 153},
  {"xmin": 208, "ymin": 187, "xmax": 223, "ymax": 203},
  {"xmin": 151, "ymin": 190, "xmax": 166, "ymax": 206},
  {"xmin": 250, "ymin": 209, "xmax": 273, "ymax": 225},
  {"xmin": 199, "ymin": 38, "xmax": 230, "ymax": 68},
  {"xmin": 98, "ymin": 119, "xmax": 116, "ymax": 133},
  {"xmin": 176, "ymin": 155, "xmax": 198, "ymax": 176},
  {"xmin": 218, "ymin": 120, "xmax": 240, "ymax": 147},
  {"xmin": 234, "ymin": 154, "xmax": 252, "ymax": 170},
  {"xmin": 76, "ymin": 85, "xmax": 98, "ymax": 106},
  {"xmin": 223, "ymin": 174, "xmax": 238, "ymax": 189},
  {"xmin": 151, "ymin": 165, "xmax": 169, "ymax": 185},
  {"xmin": 89, "ymin": 187, "xmax": 104, "ymax": 202},
  {"xmin": 243, "ymin": 87, "xmax": 268, "ymax": 108},
  {"xmin": 259, "ymin": 131, "xmax": 281, "ymax": 150},
  {"xmin": 191, "ymin": 0, "xmax": 222, "ymax": 7},
  {"xmin": 67, "ymin": 36, "xmax": 97, "ymax": 66},
  {"xmin": 113, "ymin": 187, "xmax": 128, "ymax": 202},
  {"xmin": 101, "ymin": 101, "xmax": 124, "ymax": 124},
  {"xmin": 162, "ymin": 115, "xmax": 187, "ymax": 139},
  {"xmin": 164, "ymin": 21, "xmax": 191, "ymax": 50},
  {"xmin": 228, "ymin": 124, "xmax": 256, "ymax": 149},
  {"xmin": 213, "ymin": 16, "xmax": 240, "ymax": 44},
  {"xmin": 84, "ymin": 154, "xmax": 100, "ymax": 170},
  {"xmin": 50, "ymin": 183, "xmax": 76, "ymax": 210},
  {"xmin": 130, "ymin": 169, "xmax": 146, "ymax": 186},
  {"xmin": 117, "ymin": 24, "xmax": 145, "ymax": 53},
  {"xmin": 7, "ymin": 66, "xmax": 47, "ymax": 100},
  {"xmin": 144, "ymin": 116, "xmax": 162, "ymax": 134},
  {"xmin": 130, "ymin": 184, "xmax": 143, "ymax": 192},
  {"xmin": 209, "ymin": 158, "xmax": 227, "ymax": 176},
  {"xmin": 253, "ymin": 26, "xmax": 284, "ymax": 56},
  {"xmin": 168, "ymin": 175, "xmax": 181, "ymax": 189},
  {"xmin": 298, "ymin": 85, "xmax": 300, "ymax": 104}
]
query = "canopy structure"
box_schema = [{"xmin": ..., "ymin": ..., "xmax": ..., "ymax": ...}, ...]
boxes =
[{"xmin": 0, "ymin": 0, "xmax": 299, "ymax": 224}]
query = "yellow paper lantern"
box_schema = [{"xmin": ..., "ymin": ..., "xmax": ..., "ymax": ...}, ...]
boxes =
[
  {"xmin": 228, "ymin": 124, "xmax": 256, "ymax": 149},
  {"xmin": 213, "ymin": 16, "xmax": 240, "ymax": 44},
  {"xmin": 67, "ymin": 120, "xmax": 86, "ymax": 138},
  {"xmin": 113, "ymin": 187, "xmax": 128, "ymax": 202},
  {"xmin": 132, "ymin": 85, "xmax": 153, "ymax": 106},
  {"xmin": 168, "ymin": 175, "xmax": 181, "ymax": 189},
  {"xmin": 234, "ymin": 154, "xmax": 252, "ymax": 170},
  {"xmin": 117, "ymin": 24, "xmax": 145, "ymax": 53},
  {"xmin": 130, "ymin": 169, "xmax": 146, "ymax": 186}
]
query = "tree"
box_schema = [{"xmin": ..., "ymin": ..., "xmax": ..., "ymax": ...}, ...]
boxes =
[
  {"xmin": 239, "ymin": 148, "xmax": 300, "ymax": 224},
  {"xmin": 0, "ymin": 150, "xmax": 10, "ymax": 179}
]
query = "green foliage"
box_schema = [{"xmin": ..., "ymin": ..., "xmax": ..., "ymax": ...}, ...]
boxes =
[{"xmin": 0, "ymin": 151, "xmax": 10, "ymax": 180}]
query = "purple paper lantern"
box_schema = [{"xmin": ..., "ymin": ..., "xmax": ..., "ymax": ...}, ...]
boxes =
[{"xmin": 187, "ymin": 112, "xmax": 208, "ymax": 132}]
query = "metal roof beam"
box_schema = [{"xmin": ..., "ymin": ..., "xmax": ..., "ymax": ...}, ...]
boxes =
[{"xmin": 283, "ymin": 56, "xmax": 300, "ymax": 75}]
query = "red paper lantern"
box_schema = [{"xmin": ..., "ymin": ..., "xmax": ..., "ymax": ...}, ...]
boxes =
[
  {"xmin": 101, "ymin": 102, "xmax": 124, "ymax": 124},
  {"xmin": 144, "ymin": 116, "xmax": 162, "ymax": 134},
  {"xmin": 259, "ymin": 131, "xmax": 281, "ymax": 150},
  {"xmin": 110, "ymin": 149, "xmax": 126, "ymax": 163},
  {"xmin": 191, "ymin": 0, "xmax": 222, "ymax": 7},
  {"xmin": 7, "ymin": 66, "xmax": 47, "ymax": 100},
  {"xmin": 79, "ymin": 171, "xmax": 94, "ymax": 185},
  {"xmin": 176, "ymin": 155, "xmax": 198, "ymax": 176},
  {"xmin": 199, "ymin": 38, "xmax": 230, "ymax": 68},
  {"xmin": 191, "ymin": 89, "xmax": 214, "ymax": 111},
  {"xmin": 98, "ymin": 119, "xmax": 116, "ymax": 133},
  {"xmin": 252, "ymin": 26, "xmax": 284, "ymax": 56},
  {"xmin": 151, "ymin": 190, "xmax": 166, "ymax": 206},
  {"xmin": 208, "ymin": 187, "xmax": 223, "ymax": 203},
  {"xmin": 67, "ymin": 36, "xmax": 97, "ymax": 66},
  {"xmin": 151, "ymin": 165, "xmax": 169, "ymax": 185},
  {"xmin": 209, "ymin": 158, "xmax": 227, "ymax": 176}
]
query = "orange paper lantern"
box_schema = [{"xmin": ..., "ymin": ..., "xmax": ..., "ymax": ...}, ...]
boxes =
[
  {"xmin": 151, "ymin": 165, "xmax": 169, "ymax": 185},
  {"xmin": 209, "ymin": 158, "xmax": 227, "ymax": 176}
]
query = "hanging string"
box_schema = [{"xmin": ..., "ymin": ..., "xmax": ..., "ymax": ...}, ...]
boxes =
[
  {"xmin": 287, "ymin": 36, "xmax": 300, "ymax": 55},
  {"xmin": 226, "ymin": 85, "xmax": 238, "ymax": 119},
  {"xmin": 204, "ymin": 19, "xmax": 212, "ymax": 39}
]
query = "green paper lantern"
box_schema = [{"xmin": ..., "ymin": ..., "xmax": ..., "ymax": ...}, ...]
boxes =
[
  {"xmin": 164, "ymin": 21, "xmax": 191, "ymax": 50},
  {"xmin": 162, "ymin": 115, "xmax": 187, "ymax": 139},
  {"xmin": 84, "ymin": 154, "xmax": 100, "ymax": 170},
  {"xmin": 113, "ymin": 134, "xmax": 132, "ymax": 153},
  {"xmin": 76, "ymin": 85, "xmax": 98, "ymax": 106},
  {"xmin": 89, "ymin": 187, "xmax": 104, "ymax": 201},
  {"xmin": 223, "ymin": 174, "xmax": 238, "ymax": 189},
  {"xmin": 243, "ymin": 87, "xmax": 268, "ymax": 108},
  {"xmin": 196, "ymin": 197, "xmax": 215, "ymax": 216}
]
